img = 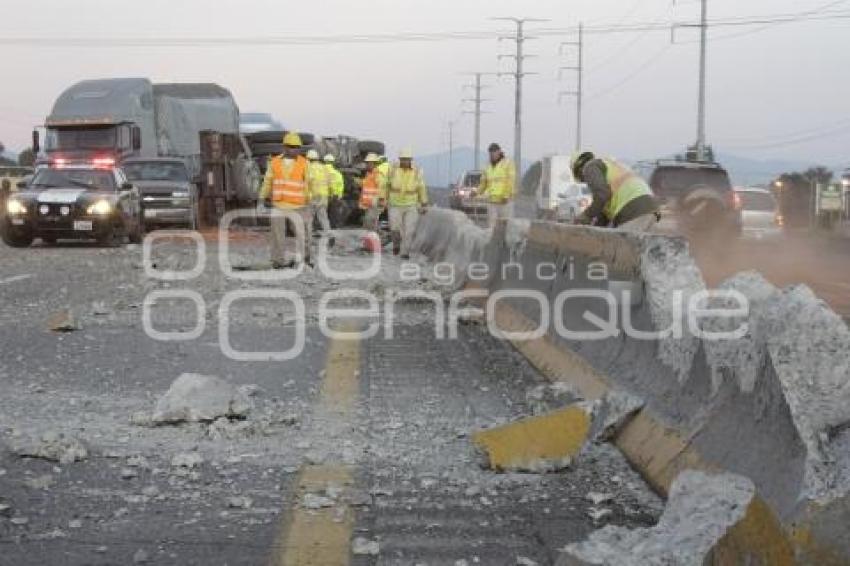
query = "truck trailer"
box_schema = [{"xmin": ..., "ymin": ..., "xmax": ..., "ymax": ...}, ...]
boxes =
[{"xmin": 35, "ymin": 78, "xmax": 259, "ymax": 226}]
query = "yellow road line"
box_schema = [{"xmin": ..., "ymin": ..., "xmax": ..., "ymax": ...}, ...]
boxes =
[{"xmin": 273, "ymin": 322, "xmax": 362, "ymax": 566}]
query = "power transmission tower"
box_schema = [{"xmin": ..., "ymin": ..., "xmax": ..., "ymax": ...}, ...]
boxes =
[
  {"xmin": 447, "ymin": 120, "xmax": 456, "ymax": 187},
  {"xmin": 558, "ymin": 22, "xmax": 584, "ymax": 152},
  {"xmin": 461, "ymin": 72, "xmax": 496, "ymax": 170},
  {"xmin": 492, "ymin": 16, "xmax": 549, "ymax": 173}
]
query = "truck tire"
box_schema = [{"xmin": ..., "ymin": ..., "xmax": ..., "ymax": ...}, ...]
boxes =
[
  {"xmin": 358, "ymin": 140, "xmax": 385, "ymax": 157},
  {"xmin": 247, "ymin": 130, "xmax": 287, "ymax": 144},
  {"xmin": 250, "ymin": 142, "xmax": 285, "ymax": 156}
]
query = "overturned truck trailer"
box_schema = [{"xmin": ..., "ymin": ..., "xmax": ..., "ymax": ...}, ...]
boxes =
[{"xmin": 411, "ymin": 209, "xmax": 850, "ymax": 565}]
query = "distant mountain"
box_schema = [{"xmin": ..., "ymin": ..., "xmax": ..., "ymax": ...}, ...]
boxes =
[
  {"xmin": 415, "ymin": 146, "xmax": 847, "ymax": 188},
  {"xmin": 414, "ymin": 147, "xmax": 533, "ymax": 187}
]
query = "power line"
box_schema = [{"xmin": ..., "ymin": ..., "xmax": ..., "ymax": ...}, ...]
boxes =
[
  {"xmin": 558, "ymin": 24, "xmax": 584, "ymax": 152},
  {"xmin": 1, "ymin": 9, "xmax": 848, "ymax": 47},
  {"xmin": 461, "ymin": 72, "xmax": 496, "ymax": 170}
]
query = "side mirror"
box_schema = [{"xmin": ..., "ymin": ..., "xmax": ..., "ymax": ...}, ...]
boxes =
[
  {"xmin": 32, "ymin": 130, "xmax": 40, "ymax": 154},
  {"xmin": 121, "ymin": 182, "xmax": 134, "ymax": 191},
  {"xmin": 16, "ymin": 180, "xmax": 28, "ymax": 190},
  {"xmin": 131, "ymin": 126, "xmax": 142, "ymax": 151}
]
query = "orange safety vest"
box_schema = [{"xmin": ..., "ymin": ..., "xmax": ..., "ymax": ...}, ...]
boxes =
[
  {"xmin": 360, "ymin": 169, "xmax": 381, "ymax": 209},
  {"xmin": 270, "ymin": 155, "xmax": 309, "ymax": 207}
]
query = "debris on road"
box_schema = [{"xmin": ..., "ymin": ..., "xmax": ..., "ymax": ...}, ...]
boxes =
[
  {"xmin": 171, "ymin": 451, "xmax": 203, "ymax": 469},
  {"xmin": 526, "ymin": 382, "xmax": 582, "ymax": 415},
  {"xmin": 557, "ymin": 471, "xmax": 757, "ymax": 566},
  {"xmin": 47, "ymin": 309, "xmax": 79, "ymax": 332},
  {"xmin": 472, "ymin": 406, "xmax": 591, "ymax": 472},
  {"xmin": 227, "ymin": 496, "xmax": 253, "ymax": 509},
  {"xmin": 11, "ymin": 431, "xmax": 88, "ymax": 464},
  {"xmin": 351, "ymin": 536, "xmax": 380, "ymax": 556},
  {"xmin": 150, "ymin": 373, "xmax": 253, "ymax": 424},
  {"xmin": 586, "ymin": 390, "xmax": 645, "ymax": 443}
]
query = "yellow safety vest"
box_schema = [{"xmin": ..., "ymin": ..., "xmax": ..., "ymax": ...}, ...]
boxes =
[
  {"xmin": 482, "ymin": 158, "xmax": 516, "ymax": 203},
  {"xmin": 601, "ymin": 158, "xmax": 653, "ymax": 221},
  {"xmin": 326, "ymin": 164, "xmax": 345, "ymax": 198},
  {"xmin": 387, "ymin": 166, "xmax": 428, "ymax": 207},
  {"xmin": 308, "ymin": 161, "xmax": 330, "ymax": 201}
]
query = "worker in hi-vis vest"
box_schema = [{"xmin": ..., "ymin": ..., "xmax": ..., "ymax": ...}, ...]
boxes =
[
  {"xmin": 359, "ymin": 152, "xmax": 387, "ymax": 232},
  {"xmin": 323, "ymin": 154, "xmax": 345, "ymax": 228},
  {"xmin": 571, "ymin": 151, "xmax": 660, "ymax": 232},
  {"xmin": 477, "ymin": 142, "xmax": 516, "ymax": 229},
  {"xmin": 259, "ymin": 132, "xmax": 321, "ymax": 268},
  {"xmin": 305, "ymin": 149, "xmax": 333, "ymax": 247},
  {"xmin": 386, "ymin": 148, "xmax": 429, "ymax": 258}
]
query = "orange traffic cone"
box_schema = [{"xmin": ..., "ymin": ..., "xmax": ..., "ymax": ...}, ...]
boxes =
[{"xmin": 362, "ymin": 232, "xmax": 382, "ymax": 254}]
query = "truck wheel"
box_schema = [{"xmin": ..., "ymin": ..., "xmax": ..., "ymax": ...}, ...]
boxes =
[
  {"xmin": 2, "ymin": 230, "xmax": 33, "ymax": 248},
  {"xmin": 247, "ymin": 130, "xmax": 287, "ymax": 144},
  {"xmin": 357, "ymin": 140, "xmax": 385, "ymax": 157}
]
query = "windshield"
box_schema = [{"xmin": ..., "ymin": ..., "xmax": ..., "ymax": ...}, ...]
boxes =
[
  {"xmin": 738, "ymin": 191, "xmax": 776, "ymax": 212},
  {"xmin": 651, "ymin": 166, "xmax": 732, "ymax": 198},
  {"xmin": 31, "ymin": 168, "xmax": 116, "ymax": 191},
  {"xmin": 46, "ymin": 126, "xmax": 117, "ymax": 150},
  {"xmin": 462, "ymin": 173, "xmax": 482, "ymax": 187},
  {"xmin": 124, "ymin": 162, "xmax": 189, "ymax": 182}
]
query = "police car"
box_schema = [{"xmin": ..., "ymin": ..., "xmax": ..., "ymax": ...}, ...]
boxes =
[{"xmin": 1, "ymin": 158, "xmax": 143, "ymax": 247}]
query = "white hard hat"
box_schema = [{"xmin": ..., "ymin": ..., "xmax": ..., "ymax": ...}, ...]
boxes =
[
  {"xmin": 399, "ymin": 148, "xmax": 414, "ymax": 160},
  {"xmin": 364, "ymin": 153, "xmax": 380, "ymax": 163},
  {"xmin": 306, "ymin": 149, "xmax": 320, "ymax": 160},
  {"xmin": 323, "ymin": 154, "xmax": 336, "ymax": 163}
]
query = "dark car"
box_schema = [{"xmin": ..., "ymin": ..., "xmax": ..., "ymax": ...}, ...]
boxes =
[
  {"xmin": 1, "ymin": 162, "xmax": 142, "ymax": 247},
  {"xmin": 123, "ymin": 158, "xmax": 197, "ymax": 231},
  {"xmin": 648, "ymin": 160, "xmax": 742, "ymax": 238}
]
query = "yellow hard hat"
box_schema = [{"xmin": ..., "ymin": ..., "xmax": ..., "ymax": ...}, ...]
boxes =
[
  {"xmin": 282, "ymin": 132, "xmax": 303, "ymax": 147},
  {"xmin": 306, "ymin": 149, "xmax": 319, "ymax": 160},
  {"xmin": 364, "ymin": 153, "xmax": 380, "ymax": 163},
  {"xmin": 399, "ymin": 148, "xmax": 414, "ymax": 160},
  {"xmin": 323, "ymin": 154, "xmax": 336, "ymax": 163}
]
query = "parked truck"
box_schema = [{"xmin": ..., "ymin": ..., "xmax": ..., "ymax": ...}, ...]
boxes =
[{"xmin": 34, "ymin": 78, "xmax": 259, "ymax": 226}]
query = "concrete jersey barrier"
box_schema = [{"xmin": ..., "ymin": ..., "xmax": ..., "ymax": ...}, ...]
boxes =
[{"xmin": 411, "ymin": 208, "xmax": 850, "ymax": 564}]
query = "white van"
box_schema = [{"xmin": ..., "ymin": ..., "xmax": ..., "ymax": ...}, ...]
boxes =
[{"xmin": 535, "ymin": 154, "xmax": 591, "ymax": 222}]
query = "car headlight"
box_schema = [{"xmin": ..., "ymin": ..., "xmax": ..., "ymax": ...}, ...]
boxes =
[
  {"xmin": 86, "ymin": 200, "xmax": 112, "ymax": 215},
  {"xmin": 6, "ymin": 199, "xmax": 27, "ymax": 215},
  {"xmin": 171, "ymin": 191, "xmax": 190, "ymax": 198}
]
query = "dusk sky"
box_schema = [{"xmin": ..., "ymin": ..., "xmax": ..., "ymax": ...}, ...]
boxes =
[{"xmin": 1, "ymin": 0, "xmax": 848, "ymax": 165}]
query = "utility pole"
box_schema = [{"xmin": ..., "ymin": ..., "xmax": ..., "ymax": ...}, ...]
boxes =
[
  {"xmin": 696, "ymin": 0, "xmax": 708, "ymax": 161},
  {"xmin": 558, "ymin": 22, "xmax": 584, "ymax": 152},
  {"xmin": 447, "ymin": 120, "xmax": 456, "ymax": 187},
  {"xmin": 461, "ymin": 72, "xmax": 495, "ymax": 170},
  {"xmin": 492, "ymin": 16, "xmax": 548, "ymax": 174}
]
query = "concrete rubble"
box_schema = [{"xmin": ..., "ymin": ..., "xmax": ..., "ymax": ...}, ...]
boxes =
[
  {"xmin": 150, "ymin": 373, "xmax": 253, "ymax": 424},
  {"xmin": 557, "ymin": 470, "xmax": 755, "ymax": 566},
  {"xmin": 10, "ymin": 431, "xmax": 88, "ymax": 464}
]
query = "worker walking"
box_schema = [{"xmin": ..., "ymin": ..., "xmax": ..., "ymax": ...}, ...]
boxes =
[
  {"xmin": 324, "ymin": 154, "xmax": 345, "ymax": 228},
  {"xmin": 478, "ymin": 143, "xmax": 516, "ymax": 229},
  {"xmin": 386, "ymin": 148, "xmax": 429, "ymax": 258},
  {"xmin": 359, "ymin": 153, "xmax": 386, "ymax": 232},
  {"xmin": 306, "ymin": 149, "xmax": 333, "ymax": 246},
  {"xmin": 571, "ymin": 151, "xmax": 659, "ymax": 232},
  {"xmin": 258, "ymin": 132, "xmax": 319, "ymax": 269}
]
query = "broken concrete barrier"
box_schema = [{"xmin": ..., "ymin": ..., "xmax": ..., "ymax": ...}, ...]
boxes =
[
  {"xmin": 11, "ymin": 431, "xmax": 88, "ymax": 464},
  {"xmin": 556, "ymin": 470, "xmax": 767, "ymax": 566},
  {"xmin": 151, "ymin": 373, "xmax": 252, "ymax": 424}
]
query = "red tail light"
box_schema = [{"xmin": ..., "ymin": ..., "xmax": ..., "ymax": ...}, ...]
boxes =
[
  {"xmin": 52, "ymin": 158, "xmax": 67, "ymax": 168},
  {"xmin": 728, "ymin": 192, "xmax": 742, "ymax": 210}
]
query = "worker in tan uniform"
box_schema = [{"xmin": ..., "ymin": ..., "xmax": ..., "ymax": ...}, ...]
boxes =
[
  {"xmin": 477, "ymin": 142, "xmax": 516, "ymax": 229},
  {"xmin": 386, "ymin": 148, "xmax": 429, "ymax": 258},
  {"xmin": 359, "ymin": 152, "xmax": 387, "ymax": 232},
  {"xmin": 306, "ymin": 149, "xmax": 333, "ymax": 247},
  {"xmin": 258, "ymin": 132, "xmax": 321, "ymax": 268}
]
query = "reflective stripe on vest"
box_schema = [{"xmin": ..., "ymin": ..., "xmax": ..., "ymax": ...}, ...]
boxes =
[
  {"xmin": 270, "ymin": 156, "xmax": 308, "ymax": 206},
  {"xmin": 602, "ymin": 158, "xmax": 652, "ymax": 220},
  {"xmin": 360, "ymin": 170, "xmax": 380, "ymax": 208}
]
